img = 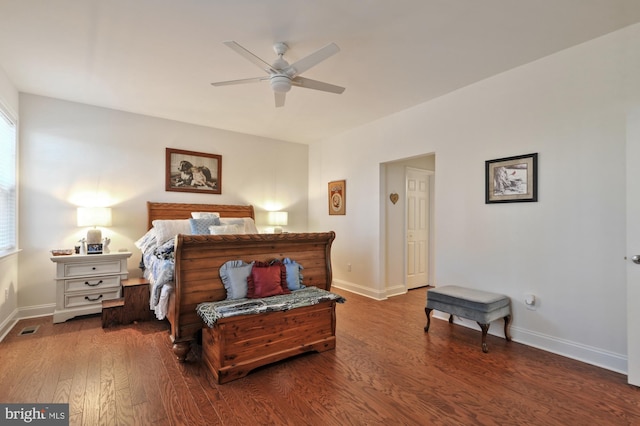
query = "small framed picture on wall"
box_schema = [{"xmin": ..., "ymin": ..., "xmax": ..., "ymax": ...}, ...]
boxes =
[
  {"xmin": 485, "ymin": 153, "xmax": 538, "ymax": 204},
  {"xmin": 328, "ymin": 180, "xmax": 346, "ymax": 215}
]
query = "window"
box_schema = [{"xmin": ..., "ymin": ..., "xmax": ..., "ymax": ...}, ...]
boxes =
[{"xmin": 0, "ymin": 105, "xmax": 16, "ymax": 254}]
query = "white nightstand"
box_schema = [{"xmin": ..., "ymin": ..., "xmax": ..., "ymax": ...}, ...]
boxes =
[{"xmin": 50, "ymin": 251, "xmax": 132, "ymax": 323}]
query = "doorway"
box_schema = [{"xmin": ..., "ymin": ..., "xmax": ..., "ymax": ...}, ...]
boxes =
[{"xmin": 382, "ymin": 154, "xmax": 435, "ymax": 297}]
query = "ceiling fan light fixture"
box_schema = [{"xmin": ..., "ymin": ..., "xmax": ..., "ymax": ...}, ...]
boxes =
[
  {"xmin": 213, "ymin": 41, "xmax": 344, "ymax": 107},
  {"xmin": 270, "ymin": 75, "xmax": 292, "ymax": 93}
]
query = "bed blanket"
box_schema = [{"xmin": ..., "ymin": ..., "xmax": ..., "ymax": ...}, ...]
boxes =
[{"xmin": 196, "ymin": 287, "xmax": 345, "ymax": 327}]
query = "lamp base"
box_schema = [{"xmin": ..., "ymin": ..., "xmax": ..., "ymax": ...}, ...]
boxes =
[{"xmin": 86, "ymin": 228, "xmax": 102, "ymax": 244}]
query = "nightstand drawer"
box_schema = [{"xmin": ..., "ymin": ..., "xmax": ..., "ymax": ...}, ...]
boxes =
[
  {"xmin": 64, "ymin": 260, "xmax": 122, "ymax": 277},
  {"xmin": 64, "ymin": 275, "xmax": 121, "ymax": 292},
  {"xmin": 65, "ymin": 289, "xmax": 121, "ymax": 308}
]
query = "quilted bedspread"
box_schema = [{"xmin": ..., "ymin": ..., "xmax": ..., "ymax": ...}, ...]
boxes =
[{"xmin": 196, "ymin": 287, "xmax": 346, "ymax": 327}]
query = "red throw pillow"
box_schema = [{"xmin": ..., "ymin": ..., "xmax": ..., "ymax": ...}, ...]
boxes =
[{"xmin": 246, "ymin": 261, "xmax": 290, "ymax": 299}]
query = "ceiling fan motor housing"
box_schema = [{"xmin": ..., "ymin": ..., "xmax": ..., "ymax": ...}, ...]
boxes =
[{"xmin": 270, "ymin": 74, "xmax": 292, "ymax": 92}]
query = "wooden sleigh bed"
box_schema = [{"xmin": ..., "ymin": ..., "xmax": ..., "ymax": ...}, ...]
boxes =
[{"xmin": 146, "ymin": 202, "xmax": 338, "ymax": 383}]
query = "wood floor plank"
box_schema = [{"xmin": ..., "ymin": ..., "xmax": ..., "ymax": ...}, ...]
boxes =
[
  {"xmin": 2, "ymin": 287, "xmax": 640, "ymax": 425},
  {"xmin": 115, "ymin": 386, "xmax": 135, "ymax": 426},
  {"xmin": 147, "ymin": 333, "xmax": 187, "ymax": 425},
  {"xmin": 82, "ymin": 335, "xmax": 102, "ymax": 426},
  {"xmin": 154, "ymin": 331, "xmax": 208, "ymax": 426},
  {"xmin": 130, "ymin": 324, "xmax": 176, "ymax": 425},
  {"xmin": 99, "ymin": 338, "xmax": 117, "ymax": 426}
]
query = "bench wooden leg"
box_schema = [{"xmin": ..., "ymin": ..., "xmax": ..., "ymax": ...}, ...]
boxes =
[
  {"xmin": 424, "ymin": 308, "xmax": 433, "ymax": 332},
  {"xmin": 504, "ymin": 315, "xmax": 512, "ymax": 341},
  {"xmin": 478, "ymin": 322, "xmax": 490, "ymax": 353}
]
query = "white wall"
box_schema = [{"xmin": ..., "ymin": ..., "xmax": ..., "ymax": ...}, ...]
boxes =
[
  {"xmin": 309, "ymin": 25, "xmax": 640, "ymax": 372},
  {"xmin": 18, "ymin": 94, "xmax": 308, "ymax": 314},
  {"xmin": 0, "ymin": 65, "xmax": 19, "ymax": 337}
]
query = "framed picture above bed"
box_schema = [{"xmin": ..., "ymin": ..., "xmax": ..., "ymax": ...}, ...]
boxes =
[
  {"xmin": 166, "ymin": 148, "xmax": 222, "ymax": 194},
  {"xmin": 328, "ymin": 180, "xmax": 346, "ymax": 215}
]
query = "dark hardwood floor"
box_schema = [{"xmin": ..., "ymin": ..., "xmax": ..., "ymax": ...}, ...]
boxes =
[{"xmin": 1, "ymin": 287, "xmax": 640, "ymax": 425}]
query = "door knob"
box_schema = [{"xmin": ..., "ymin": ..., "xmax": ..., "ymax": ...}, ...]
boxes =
[{"xmin": 632, "ymin": 255, "xmax": 640, "ymax": 265}]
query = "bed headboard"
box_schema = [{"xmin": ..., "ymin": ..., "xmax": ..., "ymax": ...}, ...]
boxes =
[{"xmin": 147, "ymin": 202, "xmax": 255, "ymax": 230}]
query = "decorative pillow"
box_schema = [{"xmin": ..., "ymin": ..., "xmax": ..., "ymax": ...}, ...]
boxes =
[
  {"xmin": 209, "ymin": 224, "xmax": 243, "ymax": 235},
  {"xmin": 219, "ymin": 218, "xmax": 247, "ymax": 233},
  {"xmin": 189, "ymin": 217, "xmax": 220, "ymax": 234},
  {"xmin": 152, "ymin": 219, "xmax": 191, "ymax": 244},
  {"xmin": 219, "ymin": 260, "xmax": 253, "ymax": 300},
  {"xmin": 282, "ymin": 258, "xmax": 305, "ymax": 290},
  {"xmin": 246, "ymin": 261, "xmax": 290, "ymax": 299},
  {"xmin": 191, "ymin": 212, "xmax": 220, "ymax": 219}
]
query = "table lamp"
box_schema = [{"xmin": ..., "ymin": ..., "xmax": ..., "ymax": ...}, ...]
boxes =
[{"xmin": 267, "ymin": 211, "xmax": 288, "ymax": 234}]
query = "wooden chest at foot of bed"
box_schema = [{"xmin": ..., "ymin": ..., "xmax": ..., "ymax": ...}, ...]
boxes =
[{"xmin": 202, "ymin": 300, "xmax": 337, "ymax": 384}]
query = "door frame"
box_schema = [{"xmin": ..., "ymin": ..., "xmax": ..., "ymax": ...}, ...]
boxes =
[{"xmin": 627, "ymin": 107, "xmax": 640, "ymax": 386}]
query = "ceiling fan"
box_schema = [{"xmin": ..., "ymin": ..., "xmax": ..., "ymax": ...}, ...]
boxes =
[{"xmin": 211, "ymin": 41, "xmax": 345, "ymax": 107}]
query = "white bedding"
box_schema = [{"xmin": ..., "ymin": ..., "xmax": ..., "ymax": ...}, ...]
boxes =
[{"xmin": 135, "ymin": 216, "xmax": 259, "ymax": 320}]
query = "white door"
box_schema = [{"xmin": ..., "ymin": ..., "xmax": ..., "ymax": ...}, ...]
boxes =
[
  {"xmin": 406, "ymin": 168, "xmax": 430, "ymax": 289},
  {"xmin": 627, "ymin": 108, "xmax": 640, "ymax": 386}
]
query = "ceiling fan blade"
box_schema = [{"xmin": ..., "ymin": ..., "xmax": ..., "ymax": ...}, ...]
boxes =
[
  {"xmin": 292, "ymin": 76, "xmax": 345, "ymax": 94},
  {"xmin": 274, "ymin": 91, "xmax": 286, "ymax": 108},
  {"xmin": 284, "ymin": 43, "xmax": 340, "ymax": 77},
  {"xmin": 223, "ymin": 41, "xmax": 277, "ymax": 74},
  {"xmin": 211, "ymin": 76, "xmax": 267, "ymax": 87}
]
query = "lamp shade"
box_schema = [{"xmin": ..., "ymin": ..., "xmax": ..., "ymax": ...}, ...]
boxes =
[
  {"xmin": 77, "ymin": 207, "xmax": 112, "ymax": 227},
  {"xmin": 267, "ymin": 211, "xmax": 288, "ymax": 226},
  {"xmin": 267, "ymin": 211, "xmax": 288, "ymax": 234}
]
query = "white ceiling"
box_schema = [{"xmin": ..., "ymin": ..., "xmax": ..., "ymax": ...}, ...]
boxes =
[{"xmin": 1, "ymin": 1, "xmax": 640, "ymax": 144}]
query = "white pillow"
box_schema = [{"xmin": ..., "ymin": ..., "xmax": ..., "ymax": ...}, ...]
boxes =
[
  {"xmin": 242, "ymin": 218, "xmax": 259, "ymax": 234},
  {"xmin": 218, "ymin": 217, "xmax": 259, "ymax": 233},
  {"xmin": 191, "ymin": 212, "xmax": 220, "ymax": 219},
  {"xmin": 209, "ymin": 224, "xmax": 243, "ymax": 235},
  {"xmin": 152, "ymin": 219, "xmax": 191, "ymax": 244},
  {"xmin": 218, "ymin": 218, "xmax": 245, "ymax": 231}
]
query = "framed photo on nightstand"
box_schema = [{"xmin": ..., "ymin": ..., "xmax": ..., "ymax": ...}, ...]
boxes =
[{"xmin": 87, "ymin": 243, "xmax": 103, "ymax": 255}]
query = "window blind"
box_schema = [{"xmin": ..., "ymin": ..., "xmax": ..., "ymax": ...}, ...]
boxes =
[{"xmin": 0, "ymin": 107, "xmax": 16, "ymax": 253}]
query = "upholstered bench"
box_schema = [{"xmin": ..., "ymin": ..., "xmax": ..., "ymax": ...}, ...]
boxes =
[{"xmin": 424, "ymin": 285, "xmax": 512, "ymax": 352}]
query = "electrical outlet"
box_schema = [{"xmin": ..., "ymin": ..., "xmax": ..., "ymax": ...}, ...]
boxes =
[
  {"xmin": 347, "ymin": 263, "xmax": 352, "ymax": 272},
  {"xmin": 525, "ymin": 293, "xmax": 537, "ymax": 310},
  {"xmin": 4, "ymin": 288, "xmax": 8, "ymax": 301}
]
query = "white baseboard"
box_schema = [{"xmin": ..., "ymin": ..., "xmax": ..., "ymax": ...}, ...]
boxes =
[
  {"xmin": 0, "ymin": 303, "xmax": 55, "ymax": 342},
  {"xmin": 332, "ymin": 279, "xmax": 387, "ymax": 300},
  {"xmin": 19, "ymin": 303, "xmax": 55, "ymax": 320},
  {"xmin": 431, "ymin": 313, "xmax": 627, "ymax": 374},
  {"xmin": 385, "ymin": 284, "xmax": 407, "ymax": 298},
  {"xmin": 511, "ymin": 324, "xmax": 627, "ymax": 374},
  {"xmin": 0, "ymin": 308, "xmax": 18, "ymax": 342},
  {"xmin": 333, "ymin": 281, "xmax": 410, "ymax": 299}
]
